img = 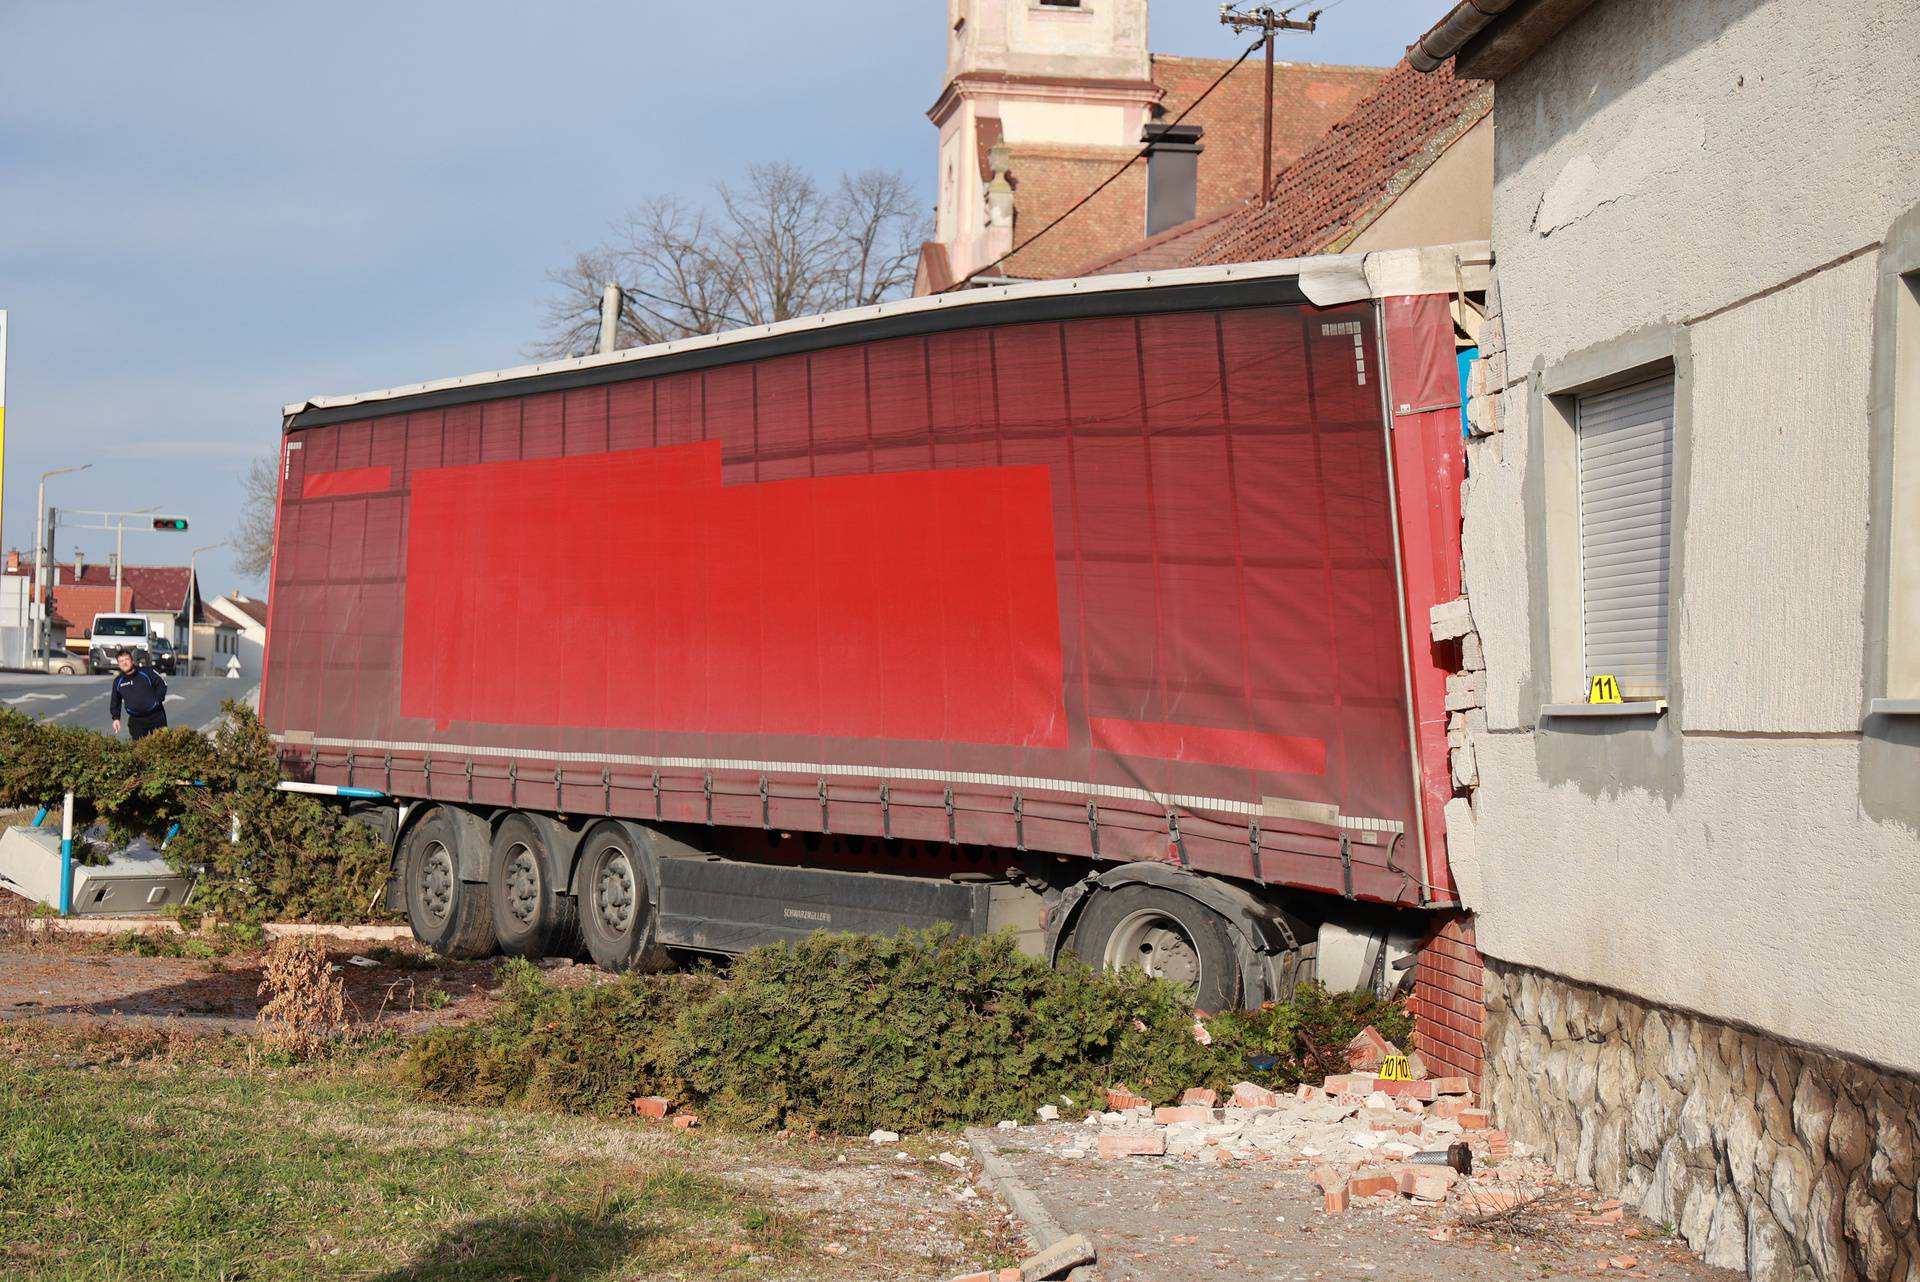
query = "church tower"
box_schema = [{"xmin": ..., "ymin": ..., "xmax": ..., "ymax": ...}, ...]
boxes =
[{"xmin": 920, "ymin": 0, "xmax": 1159, "ymax": 290}]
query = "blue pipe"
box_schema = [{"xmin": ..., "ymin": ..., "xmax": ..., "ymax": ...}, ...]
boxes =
[
  {"xmin": 58, "ymin": 792, "xmax": 74, "ymax": 916},
  {"xmin": 31, "ymin": 806, "xmax": 48, "ymax": 829}
]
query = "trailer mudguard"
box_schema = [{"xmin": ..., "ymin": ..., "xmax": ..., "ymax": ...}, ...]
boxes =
[{"xmin": 1047, "ymin": 861, "xmax": 1309, "ymax": 1005}]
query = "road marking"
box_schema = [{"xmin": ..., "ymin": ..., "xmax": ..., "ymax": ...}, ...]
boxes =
[{"xmin": 2, "ymin": 693, "xmax": 62, "ymax": 704}]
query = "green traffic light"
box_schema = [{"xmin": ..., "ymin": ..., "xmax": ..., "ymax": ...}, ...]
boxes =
[{"xmin": 153, "ymin": 517, "xmax": 189, "ymax": 531}]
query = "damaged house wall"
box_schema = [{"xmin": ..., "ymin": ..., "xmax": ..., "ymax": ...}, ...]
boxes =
[{"xmin": 1435, "ymin": 0, "xmax": 1920, "ymax": 1276}]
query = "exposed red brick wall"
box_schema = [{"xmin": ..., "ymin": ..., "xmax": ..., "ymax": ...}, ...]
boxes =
[{"xmin": 1410, "ymin": 912, "xmax": 1485, "ymax": 1088}]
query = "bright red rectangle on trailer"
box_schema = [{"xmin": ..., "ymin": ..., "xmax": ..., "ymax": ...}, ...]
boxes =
[
  {"xmin": 301, "ymin": 465, "xmax": 392, "ymax": 499},
  {"xmin": 400, "ymin": 442, "xmax": 1070, "ymax": 748}
]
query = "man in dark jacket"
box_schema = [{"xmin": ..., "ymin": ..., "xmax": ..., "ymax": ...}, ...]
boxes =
[{"xmin": 109, "ymin": 650, "xmax": 168, "ymax": 739}]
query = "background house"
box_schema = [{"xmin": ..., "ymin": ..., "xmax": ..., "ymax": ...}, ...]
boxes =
[
  {"xmin": 915, "ymin": 0, "xmax": 1386, "ymax": 291},
  {"xmin": 207, "ymin": 592, "xmax": 268, "ymax": 682},
  {"xmin": 0, "ymin": 552, "xmax": 198, "ymax": 656},
  {"xmin": 1410, "ymin": 0, "xmax": 1919, "ymax": 1277},
  {"xmin": 188, "ymin": 601, "xmax": 242, "ymax": 677}
]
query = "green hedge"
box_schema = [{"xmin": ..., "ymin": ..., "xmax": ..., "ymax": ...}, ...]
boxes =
[
  {"xmin": 0, "ymin": 705, "xmax": 390, "ymax": 923},
  {"xmin": 408, "ymin": 928, "xmax": 1411, "ymax": 1134}
]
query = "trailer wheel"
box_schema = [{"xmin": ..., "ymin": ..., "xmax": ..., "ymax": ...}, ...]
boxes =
[
  {"xmin": 402, "ymin": 809, "xmax": 496, "ymax": 959},
  {"xmin": 576, "ymin": 823, "xmax": 667, "ymax": 973},
  {"xmin": 488, "ymin": 814, "xmax": 582, "ymax": 960},
  {"xmin": 1069, "ymin": 884, "xmax": 1243, "ymax": 1014}
]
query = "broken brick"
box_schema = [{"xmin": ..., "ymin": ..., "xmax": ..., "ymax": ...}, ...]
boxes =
[
  {"xmin": 1345, "ymin": 1024, "xmax": 1398, "ymax": 1071},
  {"xmin": 1104, "ymin": 1086, "xmax": 1150, "ymax": 1111},
  {"xmin": 1230, "ymin": 1082, "xmax": 1281, "ymax": 1109},
  {"xmin": 1323, "ymin": 1187, "xmax": 1349, "ymax": 1214},
  {"xmin": 671, "ymin": 1113, "xmax": 699, "ymax": 1129},
  {"xmin": 1152, "ymin": 1105, "xmax": 1211, "ymax": 1126},
  {"xmin": 1428, "ymin": 1095, "xmax": 1473, "ymax": 1119},
  {"xmin": 1430, "ymin": 1076, "xmax": 1472, "ymax": 1096},
  {"xmin": 1371, "ymin": 1078, "xmax": 1436, "ymax": 1101},
  {"xmin": 1610, "ymin": 1256, "xmax": 1639, "ymax": 1270},
  {"xmin": 1097, "ymin": 1132, "xmax": 1167, "ymax": 1159},
  {"xmin": 1457, "ymin": 1108, "xmax": 1490, "ymax": 1130},
  {"xmin": 1311, "ymin": 1164, "xmax": 1342, "ymax": 1192},
  {"xmin": 1320, "ymin": 1074, "xmax": 1366, "ymax": 1095},
  {"xmin": 1179, "ymin": 1087, "xmax": 1217, "ymax": 1107},
  {"xmin": 1368, "ymin": 1117, "xmax": 1425, "ymax": 1136},
  {"xmin": 1347, "ymin": 1172, "xmax": 1399, "ymax": 1198},
  {"xmin": 1294, "ymin": 1084, "xmax": 1323, "ymax": 1103},
  {"xmin": 1397, "ymin": 1167, "xmax": 1457, "ymax": 1202},
  {"xmin": 632, "ymin": 1095, "xmax": 671, "ymax": 1119}
]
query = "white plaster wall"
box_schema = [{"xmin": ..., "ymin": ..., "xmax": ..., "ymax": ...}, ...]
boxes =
[
  {"xmin": 1490, "ymin": 0, "xmax": 1920, "ymax": 378},
  {"xmin": 1459, "ymin": 0, "xmax": 1920, "ymax": 1076},
  {"xmin": 1680, "ymin": 254, "xmax": 1874, "ymax": 732},
  {"xmin": 1469, "ymin": 730, "xmax": 1920, "ymax": 1074}
]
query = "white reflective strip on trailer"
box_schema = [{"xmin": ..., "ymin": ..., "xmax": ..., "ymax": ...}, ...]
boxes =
[{"xmin": 272, "ymin": 734, "xmax": 1404, "ymax": 834}]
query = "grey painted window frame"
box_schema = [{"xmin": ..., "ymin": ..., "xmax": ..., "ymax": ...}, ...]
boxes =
[{"xmin": 1526, "ymin": 325, "xmax": 1692, "ymax": 727}]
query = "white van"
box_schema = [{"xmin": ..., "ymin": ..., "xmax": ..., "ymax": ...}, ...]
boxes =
[{"xmin": 87, "ymin": 613, "xmax": 153, "ymax": 673}]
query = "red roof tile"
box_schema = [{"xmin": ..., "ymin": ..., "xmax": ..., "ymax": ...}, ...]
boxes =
[
  {"xmin": 1070, "ymin": 201, "xmax": 1248, "ymax": 276},
  {"xmin": 1189, "ymin": 57, "xmax": 1490, "ymax": 266}
]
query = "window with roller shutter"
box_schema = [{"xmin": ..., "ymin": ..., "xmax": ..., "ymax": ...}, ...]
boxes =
[{"xmin": 1577, "ymin": 376, "xmax": 1674, "ymax": 700}]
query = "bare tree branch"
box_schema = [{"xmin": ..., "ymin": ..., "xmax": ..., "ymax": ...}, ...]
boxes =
[
  {"xmin": 232, "ymin": 456, "xmax": 278, "ymax": 582},
  {"xmin": 536, "ymin": 164, "xmax": 930, "ymax": 357}
]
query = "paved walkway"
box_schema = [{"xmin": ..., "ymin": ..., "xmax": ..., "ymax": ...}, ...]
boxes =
[{"xmin": 971, "ymin": 1124, "xmax": 1741, "ymax": 1282}]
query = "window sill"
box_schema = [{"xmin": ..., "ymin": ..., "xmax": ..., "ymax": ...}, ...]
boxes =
[
  {"xmin": 1867, "ymin": 698, "xmax": 1920, "ymax": 717},
  {"xmin": 1540, "ymin": 701, "xmax": 1667, "ymax": 719}
]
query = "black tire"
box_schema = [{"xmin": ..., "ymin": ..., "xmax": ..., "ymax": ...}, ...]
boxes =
[
  {"xmin": 488, "ymin": 814, "xmax": 582, "ymax": 960},
  {"xmin": 1069, "ymin": 883, "xmax": 1244, "ymax": 1014},
  {"xmin": 575, "ymin": 822, "xmax": 669, "ymax": 973},
  {"xmin": 402, "ymin": 809, "xmax": 497, "ymax": 959}
]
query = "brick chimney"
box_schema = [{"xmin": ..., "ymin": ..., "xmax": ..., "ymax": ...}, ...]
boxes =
[{"xmin": 4, "ymin": 550, "xmax": 18, "ymax": 573}]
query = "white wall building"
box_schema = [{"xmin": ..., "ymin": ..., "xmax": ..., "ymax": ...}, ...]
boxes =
[
  {"xmin": 1409, "ymin": 0, "xmax": 1919, "ymax": 1277},
  {"xmin": 207, "ymin": 592, "xmax": 268, "ymax": 681}
]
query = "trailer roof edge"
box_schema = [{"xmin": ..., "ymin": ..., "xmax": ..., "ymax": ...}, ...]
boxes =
[{"xmin": 283, "ymin": 242, "xmax": 1489, "ymax": 429}]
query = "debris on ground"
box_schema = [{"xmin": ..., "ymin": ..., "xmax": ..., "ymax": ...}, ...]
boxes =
[{"xmin": 966, "ymin": 1065, "xmax": 1741, "ymax": 1282}]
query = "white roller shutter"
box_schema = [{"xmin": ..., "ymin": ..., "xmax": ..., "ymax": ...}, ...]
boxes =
[{"xmin": 1577, "ymin": 376, "xmax": 1674, "ymax": 699}]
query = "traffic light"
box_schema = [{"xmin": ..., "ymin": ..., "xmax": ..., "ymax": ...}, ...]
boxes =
[{"xmin": 152, "ymin": 517, "xmax": 189, "ymax": 532}]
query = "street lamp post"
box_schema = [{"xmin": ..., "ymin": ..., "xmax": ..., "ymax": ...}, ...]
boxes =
[
  {"xmin": 30, "ymin": 464, "xmax": 91, "ymax": 661},
  {"xmin": 185, "ymin": 542, "xmax": 221, "ymax": 677}
]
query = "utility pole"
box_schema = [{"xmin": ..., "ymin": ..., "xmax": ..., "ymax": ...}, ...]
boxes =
[
  {"xmin": 32, "ymin": 465, "xmax": 90, "ymax": 660},
  {"xmin": 1219, "ymin": 5, "xmax": 1319, "ymax": 206}
]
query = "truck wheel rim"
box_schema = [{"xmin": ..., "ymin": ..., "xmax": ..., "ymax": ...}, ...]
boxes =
[
  {"xmin": 1104, "ymin": 908, "xmax": 1202, "ymax": 988},
  {"xmin": 594, "ymin": 848, "xmax": 637, "ymax": 935},
  {"xmin": 503, "ymin": 844, "xmax": 540, "ymax": 926},
  {"xmin": 420, "ymin": 842, "xmax": 455, "ymax": 925}
]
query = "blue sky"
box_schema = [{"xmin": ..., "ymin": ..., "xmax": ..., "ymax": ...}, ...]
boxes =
[{"xmin": 0, "ymin": 1, "xmax": 1452, "ymax": 594}]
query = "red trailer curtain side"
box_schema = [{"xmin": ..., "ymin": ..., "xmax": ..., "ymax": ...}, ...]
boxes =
[{"xmin": 267, "ymin": 272, "xmax": 1464, "ymax": 909}]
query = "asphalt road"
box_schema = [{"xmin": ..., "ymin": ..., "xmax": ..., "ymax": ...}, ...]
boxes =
[{"xmin": 0, "ymin": 672, "xmax": 258, "ymax": 739}]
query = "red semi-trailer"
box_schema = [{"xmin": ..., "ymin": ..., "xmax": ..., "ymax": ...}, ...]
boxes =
[{"xmin": 266, "ymin": 247, "xmax": 1480, "ymax": 1012}]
